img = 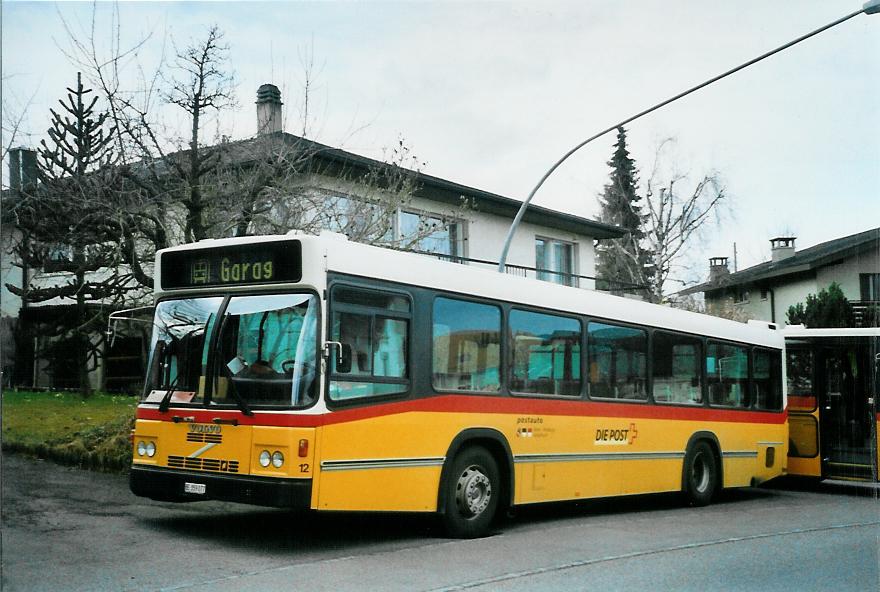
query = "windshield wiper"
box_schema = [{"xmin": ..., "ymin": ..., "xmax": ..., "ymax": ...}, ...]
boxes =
[
  {"xmin": 158, "ymin": 375, "xmax": 181, "ymax": 413},
  {"xmin": 221, "ymin": 363, "xmax": 254, "ymax": 417}
]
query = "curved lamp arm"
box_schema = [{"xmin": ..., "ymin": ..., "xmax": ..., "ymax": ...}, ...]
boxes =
[{"xmin": 498, "ymin": 4, "xmax": 874, "ymax": 272}]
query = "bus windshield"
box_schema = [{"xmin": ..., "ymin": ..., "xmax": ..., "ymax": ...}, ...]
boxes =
[{"xmin": 144, "ymin": 293, "xmax": 318, "ymax": 408}]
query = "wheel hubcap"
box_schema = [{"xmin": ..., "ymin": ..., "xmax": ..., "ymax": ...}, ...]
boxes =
[
  {"xmin": 455, "ymin": 465, "xmax": 492, "ymax": 518},
  {"xmin": 692, "ymin": 452, "xmax": 710, "ymax": 493}
]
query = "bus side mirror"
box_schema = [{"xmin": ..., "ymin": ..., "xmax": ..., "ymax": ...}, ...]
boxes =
[
  {"xmin": 337, "ymin": 343, "xmax": 353, "ymax": 374},
  {"xmin": 325, "ymin": 341, "xmax": 353, "ymax": 374}
]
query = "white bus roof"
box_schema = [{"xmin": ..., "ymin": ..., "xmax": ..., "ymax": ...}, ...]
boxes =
[
  {"xmin": 327, "ymin": 236, "xmax": 782, "ymax": 348},
  {"xmin": 783, "ymin": 326, "xmax": 880, "ymax": 338},
  {"xmin": 156, "ymin": 232, "xmax": 785, "ymax": 349}
]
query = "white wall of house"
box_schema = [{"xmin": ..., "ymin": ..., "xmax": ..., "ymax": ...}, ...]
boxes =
[
  {"xmin": 1, "ymin": 224, "xmax": 23, "ymax": 318},
  {"xmin": 732, "ymin": 292, "xmax": 772, "ymax": 323},
  {"xmin": 816, "ymin": 248, "xmax": 879, "ymax": 300},
  {"xmin": 1, "ymin": 224, "xmax": 23, "ymax": 385},
  {"xmin": 769, "ymin": 276, "xmax": 818, "ymax": 324},
  {"xmin": 708, "ymin": 250, "xmax": 877, "ymax": 325},
  {"xmin": 462, "ymin": 210, "xmax": 595, "ymax": 287},
  {"xmin": 706, "ymin": 276, "xmax": 819, "ymax": 324},
  {"xmin": 308, "ymin": 176, "xmax": 600, "ymax": 288}
]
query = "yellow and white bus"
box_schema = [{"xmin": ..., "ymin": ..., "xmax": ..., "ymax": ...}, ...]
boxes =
[
  {"xmin": 784, "ymin": 326, "xmax": 879, "ymax": 482},
  {"xmin": 130, "ymin": 232, "xmax": 787, "ymax": 537}
]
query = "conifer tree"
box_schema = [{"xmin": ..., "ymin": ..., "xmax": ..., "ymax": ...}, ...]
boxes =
[
  {"xmin": 5, "ymin": 73, "xmax": 136, "ymax": 394},
  {"xmin": 595, "ymin": 126, "xmax": 654, "ymax": 296},
  {"xmin": 787, "ymin": 283, "xmax": 855, "ymax": 328}
]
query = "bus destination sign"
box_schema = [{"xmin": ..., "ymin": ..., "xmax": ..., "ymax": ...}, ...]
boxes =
[{"xmin": 160, "ymin": 240, "xmax": 302, "ymax": 289}]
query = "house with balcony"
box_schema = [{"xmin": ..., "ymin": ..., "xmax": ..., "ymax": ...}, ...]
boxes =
[
  {"xmin": 1, "ymin": 83, "xmax": 624, "ymax": 391},
  {"xmin": 682, "ymin": 228, "xmax": 880, "ymax": 326}
]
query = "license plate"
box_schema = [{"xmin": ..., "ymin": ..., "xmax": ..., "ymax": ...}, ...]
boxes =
[{"xmin": 184, "ymin": 482, "xmax": 206, "ymax": 495}]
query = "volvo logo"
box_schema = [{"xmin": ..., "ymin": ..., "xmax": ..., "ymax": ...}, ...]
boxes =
[{"xmin": 189, "ymin": 424, "xmax": 222, "ymax": 434}]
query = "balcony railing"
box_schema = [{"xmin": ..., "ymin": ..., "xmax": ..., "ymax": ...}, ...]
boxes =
[{"xmin": 853, "ymin": 301, "xmax": 880, "ymax": 327}]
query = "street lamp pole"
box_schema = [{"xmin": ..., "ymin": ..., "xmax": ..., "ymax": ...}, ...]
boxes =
[{"xmin": 497, "ymin": 1, "xmax": 879, "ymax": 273}]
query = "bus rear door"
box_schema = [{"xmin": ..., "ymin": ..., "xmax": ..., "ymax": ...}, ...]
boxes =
[{"xmin": 818, "ymin": 339, "xmax": 877, "ymax": 481}]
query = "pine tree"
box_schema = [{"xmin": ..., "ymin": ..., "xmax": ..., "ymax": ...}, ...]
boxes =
[
  {"xmin": 786, "ymin": 283, "xmax": 855, "ymax": 328},
  {"xmin": 595, "ymin": 126, "xmax": 653, "ymax": 296},
  {"xmin": 6, "ymin": 73, "xmax": 133, "ymax": 394}
]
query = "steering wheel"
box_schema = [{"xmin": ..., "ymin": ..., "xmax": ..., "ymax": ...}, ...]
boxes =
[{"xmin": 282, "ymin": 359, "xmax": 314, "ymax": 375}]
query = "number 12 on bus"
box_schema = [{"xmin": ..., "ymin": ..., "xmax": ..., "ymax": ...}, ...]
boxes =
[{"xmin": 130, "ymin": 233, "xmax": 787, "ymax": 538}]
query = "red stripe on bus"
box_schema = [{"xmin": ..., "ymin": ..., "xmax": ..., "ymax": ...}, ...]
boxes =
[{"xmin": 136, "ymin": 395, "xmax": 788, "ymax": 427}]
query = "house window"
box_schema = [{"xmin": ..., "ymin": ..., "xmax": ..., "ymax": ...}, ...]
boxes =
[
  {"xmin": 43, "ymin": 243, "xmax": 74, "ymax": 272},
  {"xmin": 734, "ymin": 288, "xmax": 750, "ymax": 303},
  {"xmin": 860, "ymin": 273, "xmax": 880, "ymax": 301},
  {"xmin": 321, "ymin": 194, "xmax": 394, "ymax": 242},
  {"xmin": 536, "ymin": 238, "xmax": 576, "ymax": 287},
  {"xmin": 398, "ymin": 210, "xmax": 462, "ymax": 260}
]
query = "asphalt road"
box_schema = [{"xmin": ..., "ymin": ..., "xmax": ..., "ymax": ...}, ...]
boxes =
[{"xmin": 2, "ymin": 451, "xmax": 878, "ymax": 592}]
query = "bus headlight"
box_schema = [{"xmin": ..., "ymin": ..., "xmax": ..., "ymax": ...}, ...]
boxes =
[
  {"xmin": 259, "ymin": 450, "xmax": 271, "ymax": 467},
  {"xmin": 137, "ymin": 441, "xmax": 147, "ymax": 456},
  {"xmin": 272, "ymin": 451, "xmax": 284, "ymax": 468},
  {"xmin": 145, "ymin": 441, "xmax": 156, "ymax": 457}
]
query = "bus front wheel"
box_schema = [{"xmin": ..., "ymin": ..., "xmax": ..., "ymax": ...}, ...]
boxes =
[
  {"xmin": 441, "ymin": 447, "xmax": 499, "ymax": 538},
  {"xmin": 683, "ymin": 441, "xmax": 718, "ymax": 506}
]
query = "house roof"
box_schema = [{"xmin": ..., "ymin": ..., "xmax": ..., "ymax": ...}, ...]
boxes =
[
  {"xmin": 681, "ymin": 227, "xmax": 880, "ymax": 295},
  {"xmin": 4, "ymin": 132, "xmax": 624, "ymax": 240},
  {"xmin": 241, "ymin": 133, "xmax": 625, "ymax": 240}
]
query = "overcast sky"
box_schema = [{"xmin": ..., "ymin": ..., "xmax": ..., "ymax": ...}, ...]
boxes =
[{"xmin": 3, "ymin": 1, "xmax": 878, "ymax": 282}]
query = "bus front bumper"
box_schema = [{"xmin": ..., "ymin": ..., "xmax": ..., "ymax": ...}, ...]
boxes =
[{"xmin": 130, "ymin": 465, "xmax": 312, "ymax": 508}]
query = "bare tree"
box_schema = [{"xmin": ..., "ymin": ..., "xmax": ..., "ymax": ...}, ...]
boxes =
[
  {"xmin": 52, "ymin": 11, "xmax": 463, "ymax": 287},
  {"xmin": 668, "ymin": 293, "xmax": 749, "ymax": 322},
  {"xmin": 206, "ymin": 133, "xmax": 463, "ymax": 250},
  {"xmin": 640, "ymin": 139, "xmax": 727, "ymax": 302},
  {"xmin": 294, "ymin": 38, "xmax": 326, "ymax": 138},
  {"xmin": 4, "ymin": 8, "xmax": 469, "ymax": 394},
  {"xmin": 161, "ymin": 26, "xmax": 236, "ymax": 242},
  {"xmin": 1, "ymin": 79, "xmax": 38, "ymax": 172}
]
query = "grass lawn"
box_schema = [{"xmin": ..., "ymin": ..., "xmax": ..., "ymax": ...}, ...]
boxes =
[{"xmin": 2, "ymin": 390, "xmax": 138, "ymax": 472}]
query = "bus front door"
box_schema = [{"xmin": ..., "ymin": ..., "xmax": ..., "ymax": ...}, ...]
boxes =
[{"xmin": 820, "ymin": 345, "xmax": 875, "ymax": 481}]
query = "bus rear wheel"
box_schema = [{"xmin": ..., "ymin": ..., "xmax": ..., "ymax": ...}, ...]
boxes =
[
  {"xmin": 441, "ymin": 447, "xmax": 499, "ymax": 538},
  {"xmin": 684, "ymin": 441, "xmax": 718, "ymax": 506}
]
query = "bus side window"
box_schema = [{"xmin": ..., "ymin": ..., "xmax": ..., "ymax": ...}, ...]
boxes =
[
  {"xmin": 753, "ymin": 348, "xmax": 782, "ymax": 410},
  {"xmin": 707, "ymin": 342, "xmax": 750, "ymax": 408},
  {"xmin": 587, "ymin": 322, "xmax": 647, "ymax": 401},
  {"xmin": 432, "ymin": 297, "xmax": 501, "ymax": 393},
  {"xmin": 786, "ymin": 349, "xmax": 814, "ymax": 396},
  {"xmin": 334, "ymin": 312, "xmax": 372, "ymax": 376},
  {"xmin": 652, "ymin": 331, "xmax": 702, "ymax": 405},
  {"xmin": 509, "ymin": 309, "xmax": 581, "ymax": 396},
  {"xmin": 329, "ymin": 286, "xmax": 410, "ymax": 402}
]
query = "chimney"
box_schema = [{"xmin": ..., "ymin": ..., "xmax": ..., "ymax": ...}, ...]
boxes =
[
  {"xmin": 256, "ymin": 84, "xmax": 283, "ymax": 135},
  {"xmin": 709, "ymin": 256, "xmax": 729, "ymax": 282},
  {"xmin": 770, "ymin": 237, "xmax": 796, "ymax": 262},
  {"xmin": 8, "ymin": 147, "xmax": 38, "ymax": 191}
]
